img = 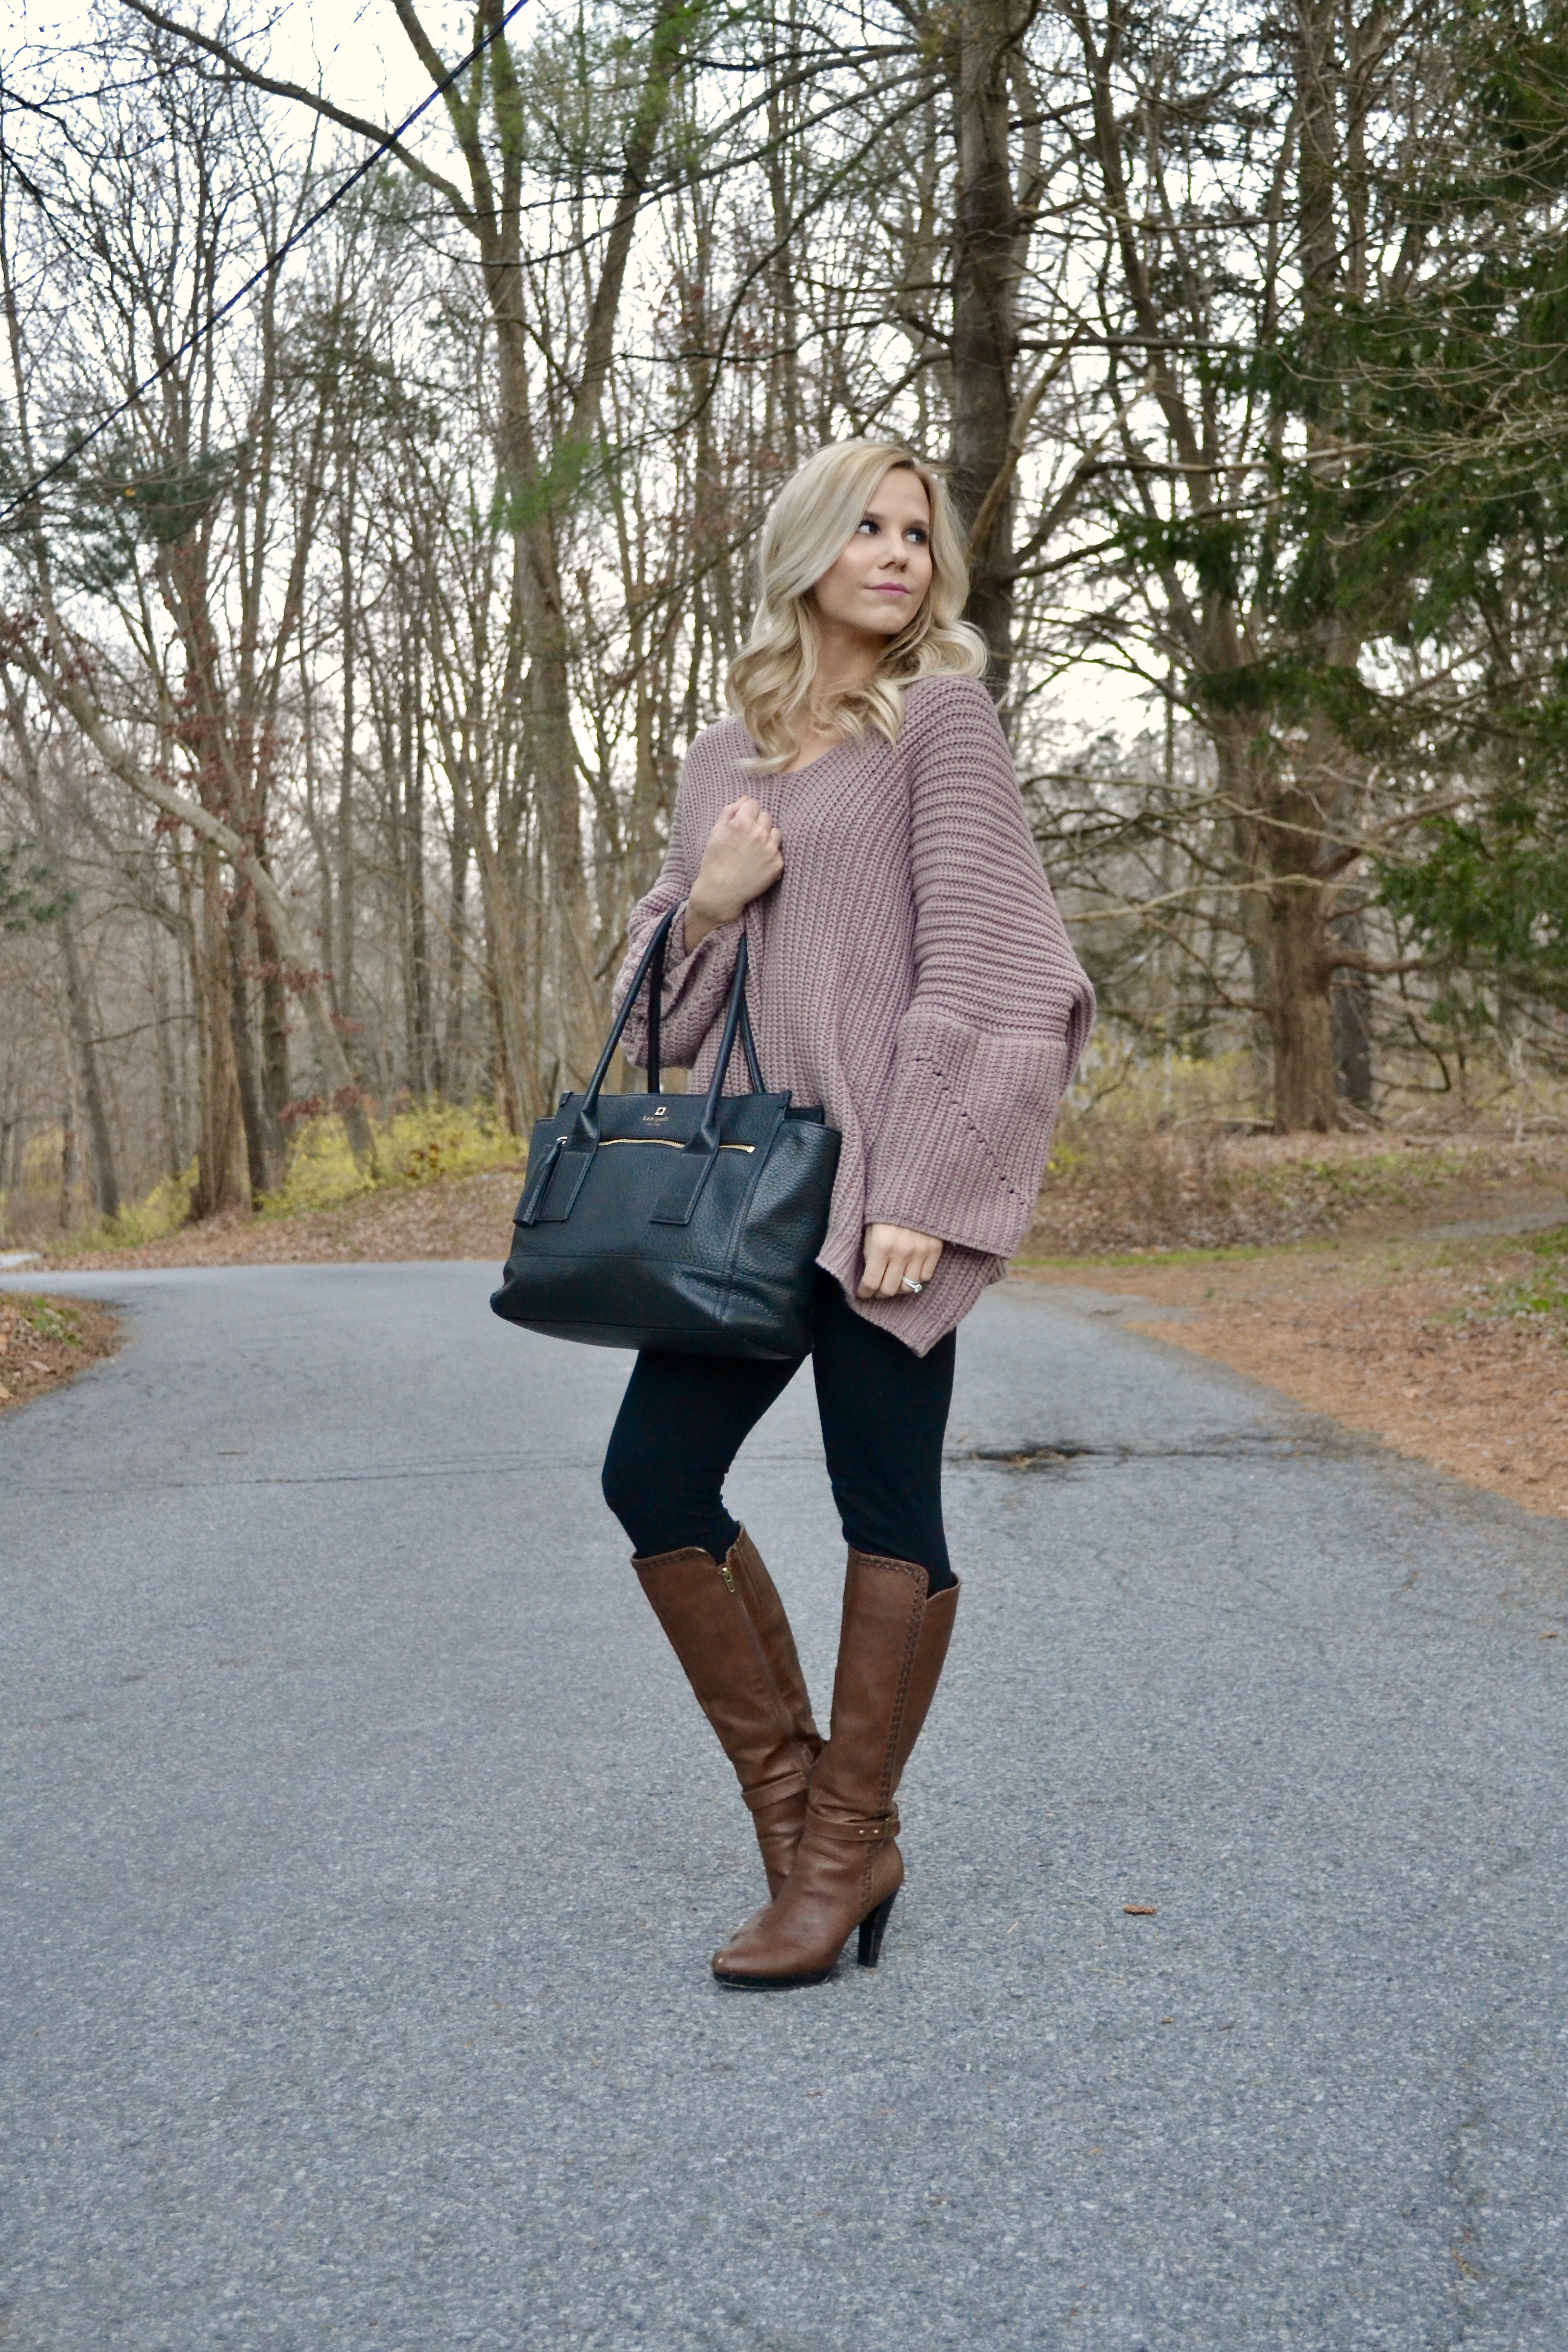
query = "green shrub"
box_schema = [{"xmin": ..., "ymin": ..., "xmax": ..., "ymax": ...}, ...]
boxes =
[
  {"xmin": 260, "ymin": 1099, "xmax": 520, "ymax": 1219},
  {"xmin": 72, "ymin": 1164, "xmax": 196, "ymax": 1251}
]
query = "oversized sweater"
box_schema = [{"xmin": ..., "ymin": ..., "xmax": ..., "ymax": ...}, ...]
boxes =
[{"xmin": 611, "ymin": 672, "xmax": 1096, "ymax": 1355}]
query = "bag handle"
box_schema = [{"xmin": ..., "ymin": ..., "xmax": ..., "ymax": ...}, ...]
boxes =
[
  {"xmin": 648, "ymin": 936, "xmax": 764, "ymax": 1226},
  {"xmin": 568, "ymin": 907, "xmax": 765, "ymax": 1150},
  {"xmin": 646, "ymin": 921, "xmax": 664, "ymax": 1094},
  {"xmin": 691, "ymin": 935, "xmax": 756, "ymax": 1152}
]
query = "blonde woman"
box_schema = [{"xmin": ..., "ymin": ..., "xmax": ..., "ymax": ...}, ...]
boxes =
[{"xmin": 603, "ymin": 440, "xmax": 1094, "ymax": 1987}]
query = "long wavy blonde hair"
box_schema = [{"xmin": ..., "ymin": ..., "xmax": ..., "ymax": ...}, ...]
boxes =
[{"xmin": 727, "ymin": 440, "xmax": 986, "ymax": 772}]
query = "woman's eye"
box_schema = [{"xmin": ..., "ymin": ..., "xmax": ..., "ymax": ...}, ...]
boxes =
[{"xmin": 857, "ymin": 518, "xmax": 879, "ymax": 535}]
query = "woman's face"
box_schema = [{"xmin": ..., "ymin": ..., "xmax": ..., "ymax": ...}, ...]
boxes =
[{"xmin": 810, "ymin": 467, "xmax": 934, "ymax": 644}]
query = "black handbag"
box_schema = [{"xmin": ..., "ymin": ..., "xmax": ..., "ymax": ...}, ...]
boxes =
[{"xmin": 490, "ymin": 908, "xmax": 842, "ymax": 1358}]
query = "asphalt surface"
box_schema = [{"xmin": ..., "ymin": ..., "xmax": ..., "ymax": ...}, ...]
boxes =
[{"xmin": 3, "ymin": 1261, "xmax": 1566, "ymax": 2352}]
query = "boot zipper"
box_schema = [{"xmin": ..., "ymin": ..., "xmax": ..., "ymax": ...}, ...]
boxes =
[{"xmin": 718, "ymin": 1552, "xmax": 799, "ymax": 1747}]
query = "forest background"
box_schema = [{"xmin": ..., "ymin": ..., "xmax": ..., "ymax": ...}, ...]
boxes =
[{"xmin": 4, "ymin": 0, "xmax": 1568, "ymax": 1246}]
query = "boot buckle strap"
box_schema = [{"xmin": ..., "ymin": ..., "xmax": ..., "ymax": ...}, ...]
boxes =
[
  {"xmin": 806, "ymin": 1799, "xmax": 900, "ymax": 1845},
  {"xmin": 853, "ymin": 1810, "xmax": 899, "ymax": 1844},
  {"xmin": 741, "ymin": 1766, "xmax": 811, "ymax": 1814}
]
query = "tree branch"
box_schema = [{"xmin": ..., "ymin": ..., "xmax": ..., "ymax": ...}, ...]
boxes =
[{"xmin": 120, "ymin": 0, "xmax": 478, "ymax": 228}]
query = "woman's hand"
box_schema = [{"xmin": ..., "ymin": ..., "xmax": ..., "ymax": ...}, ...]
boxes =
[
  {"xmin": 859, "ymin": 1223, "xmax": 943, "ymax": 1300},
  {"xmin": 684, "ymin": 799, "xmax": 783, "ymax": 948}
]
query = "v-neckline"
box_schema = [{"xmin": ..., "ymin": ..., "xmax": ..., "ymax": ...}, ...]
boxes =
[{"xmin": 770, "ymin": 734, "xmax": 853, "ymax": 779}]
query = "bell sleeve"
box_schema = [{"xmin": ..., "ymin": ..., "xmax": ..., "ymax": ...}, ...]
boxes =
[{"xmin": 862, "ymin": 678, "xmax": 1095, "ymax": 1257}]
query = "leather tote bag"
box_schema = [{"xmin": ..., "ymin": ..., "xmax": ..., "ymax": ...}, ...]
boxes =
[{"xmin": 491, "ymin": 908, "xmax": 841, "ymax": 1358}]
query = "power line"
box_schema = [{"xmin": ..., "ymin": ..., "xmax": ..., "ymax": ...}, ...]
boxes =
[{"xmin": 0, "ymin": 0, "xmax": 531, "ymax": 526}]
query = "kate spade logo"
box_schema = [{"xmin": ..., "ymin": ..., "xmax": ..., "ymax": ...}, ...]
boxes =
[{"xmin": 643, "ymin": 1106, "xmax": 669, "ymax": 1120}]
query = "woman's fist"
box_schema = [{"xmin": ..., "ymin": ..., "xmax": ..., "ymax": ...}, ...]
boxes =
[
  {"xmin": 685, "ymin": 799, "xmax": 783, "ymax": 947},
  {"xmin": 858, "ymin": 1223, "xmax": 943, "ymax": 1300}
]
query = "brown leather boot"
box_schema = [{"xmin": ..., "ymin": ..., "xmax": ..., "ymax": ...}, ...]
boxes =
[
  {"xmin": 634, "ymin": 1528, "xmax": 822, "ymax": 1896},
  {"xmin": 711, "ymin": 1550, "xmax": 959, "ymax": 1988}
]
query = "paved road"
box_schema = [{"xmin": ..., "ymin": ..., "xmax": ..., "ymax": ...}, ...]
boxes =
[{"xmin": 3, "ymin": 1262, "xmax": 1565, "ymax": 2351}]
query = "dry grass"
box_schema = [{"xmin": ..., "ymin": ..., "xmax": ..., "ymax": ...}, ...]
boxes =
[
  {"xmin": 0, "ymin": 1293, "xmax": 122, "ymax": 1414},
  {"xmin": 1035, "ymin": 1119, "xmax": 1568, "ymax": 1255}
]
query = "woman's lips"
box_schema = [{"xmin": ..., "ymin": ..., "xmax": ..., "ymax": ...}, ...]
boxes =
[{"xmin": 871, "ymin": 583, "xmax": 909, "ymax": 594}]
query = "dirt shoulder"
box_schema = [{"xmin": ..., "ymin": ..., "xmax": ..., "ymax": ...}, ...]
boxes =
[
  {"xmin": 1015, "ymin": 1227, "xmax": 1568, "ymax": 1522},
  {"xmin": 0, "ymin": 1293, "xmax": 123, "ymax": 1415}
]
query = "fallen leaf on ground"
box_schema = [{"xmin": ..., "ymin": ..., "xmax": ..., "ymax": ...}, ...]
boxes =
[
  {"xmin": 1124, "ymin": 1903, "xmax": 1158, "ymax": 1916},
  {"xmin": 0, "ymin": 1298, "xmax": 121, "ymax": 1414}
]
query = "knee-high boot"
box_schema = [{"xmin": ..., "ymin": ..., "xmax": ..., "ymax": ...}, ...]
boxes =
[
  {"xmin": 711, "ymin": 1551, "xmax": 959, "ymax": 1988},
  {"xmin": 634, "ymin": 1529, "xmax": 823, "ymax": 1896}
]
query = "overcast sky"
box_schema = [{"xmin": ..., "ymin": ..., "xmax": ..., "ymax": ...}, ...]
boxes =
[{"xmin": 11, "ymin": 0, "xmax": 466, "ymax": 128}]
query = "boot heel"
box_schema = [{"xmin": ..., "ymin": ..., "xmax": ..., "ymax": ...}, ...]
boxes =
[{"xmin": 856, "ymin": 1891, "xmax": 897, "ymax": 1969}]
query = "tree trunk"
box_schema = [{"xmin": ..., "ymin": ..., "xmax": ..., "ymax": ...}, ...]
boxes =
[
  {"xmin": 4, "ymin": 689, "xmax": 123, "ymax": 1220},
  {"xmin": 1286, "ymin": 0, "xmax": 1361, "ymax": 1130},
  {"xmin": 407, "ymin": 698, "xmax": 433, "ymax": 1096},
  {"xmin": 227, "ymin": 896, "xmax": 270, "ymax": 1206},
  {"xmin": 253, "ymin": 892, "xmax": 290, "ymax": 1169},
  {"xmin": 1265, "ymin": 875, "xmax": 1338, "ymax": 1132},
  {"xmin": 57, "ymin": 908, "xmax": 122, "ymax": 1220},
  {"xmin": 1228, "ymin": 725, "xmax": 1345, "ymax": 1131},
  {"xmin": 59, "ymin": 1079, "xmax": 78, "ymax": 1232},
  {"xmin": 512, "ymin": 527, "xmax": 600, "ymax": 1096},
  {"xmin": 150, "ymin": 933, "xmax": 185, "ymax": 1180},
  {"xmin": 190, "ymin": 844, "xmax": 248, "ymax": 1218},
  {"xmin": 1331, "ymin": 900, "xmax": 1374, "ymax": 1110},
  {"xmin": 765, "ymin": 5, "xmax": 803, "ymax": 472},
  {"xmin": 948, "ymin": 0, "xmax": 1021, "ymax": 697},
  {"xmin": 440, "ymin": 804, "xmax": 470, "ymax": 1100},
  {"xmin": 465, "ymin": 774, "xmax": 531, "ymax": 1133},
  {"xmin": 336, "ymin": 506, "xmax": 357, "ymax": 1049}
]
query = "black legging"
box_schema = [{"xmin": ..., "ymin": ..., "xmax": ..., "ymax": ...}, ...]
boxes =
[{"xmin": 601, "ymin": 1272, "xmax": 957, "ymax": 1592}]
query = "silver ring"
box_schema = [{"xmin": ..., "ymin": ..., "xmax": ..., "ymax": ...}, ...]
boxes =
[{"xmin": 901, "ymin": 1276, "xmax": 924, "ymax": 1294}]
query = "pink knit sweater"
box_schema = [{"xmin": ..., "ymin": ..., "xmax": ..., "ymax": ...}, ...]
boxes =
[{"xmin": 612, "ymin": 673, "xmax": 1095, "ymax": 1354}]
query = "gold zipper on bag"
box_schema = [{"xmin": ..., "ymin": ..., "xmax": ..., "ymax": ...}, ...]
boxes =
[{"xmin": 595, "ymin": 1138, "xmax": 755, "ymax": 1153}]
